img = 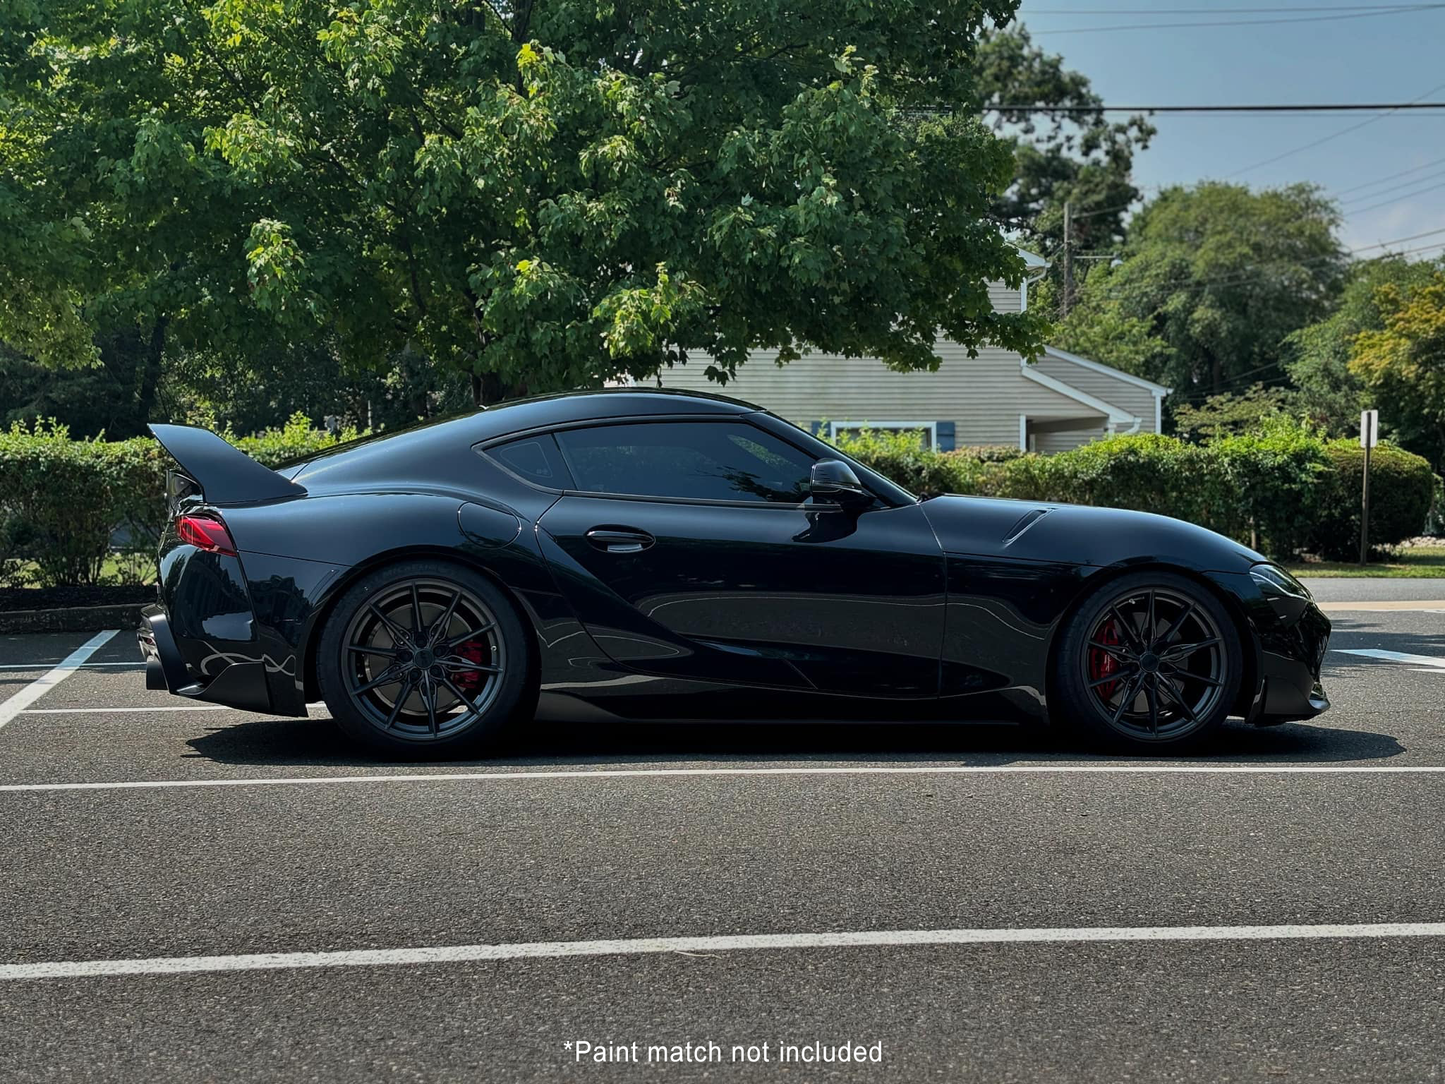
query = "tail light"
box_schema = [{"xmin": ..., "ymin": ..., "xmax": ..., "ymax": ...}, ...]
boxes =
[{"xmin": 175, "ymin": 514, "xmax": 237, "ymax": 556}]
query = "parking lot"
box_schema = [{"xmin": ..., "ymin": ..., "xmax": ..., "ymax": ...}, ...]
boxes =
[{"xmin": 2, "ymin": 580, "xmax": 1444, "ymax": 1082}]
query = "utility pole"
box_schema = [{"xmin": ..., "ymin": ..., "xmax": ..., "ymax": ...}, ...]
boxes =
[
  {"xmin": 1062, "ymin": 200, "xmax": 1074, "ymax": 318},
  {"xmin": 1359, "ymin": 409, "xmax": 1379, "ymax": 565}
]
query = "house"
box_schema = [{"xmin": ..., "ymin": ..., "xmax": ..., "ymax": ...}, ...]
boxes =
[{"xmin": 654, "ymin": 251, "xmax": 1170, "ymax": 452}]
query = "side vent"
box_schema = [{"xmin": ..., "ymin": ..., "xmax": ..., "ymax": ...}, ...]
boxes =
[{"xmin": 1002, "ymin": 508, "xmax": 1050, "ymax": 546}]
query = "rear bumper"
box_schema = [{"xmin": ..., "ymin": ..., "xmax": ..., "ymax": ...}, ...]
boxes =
[
  {"xmin": 137, "ymin": 602, "xmax": 274, "ymax": 714},
  {"xmin": 137, "ymin": 605, "xmax": 190, "ymax": 694}
]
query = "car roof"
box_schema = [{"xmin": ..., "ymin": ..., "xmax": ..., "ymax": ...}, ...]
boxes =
[
  {"xmin": 286, "ymin": 388, "xmax": 764, "ymax": 483},
  {"xmin": 469, "ymin": 387, "xmax": 759, "ymax": 441}
]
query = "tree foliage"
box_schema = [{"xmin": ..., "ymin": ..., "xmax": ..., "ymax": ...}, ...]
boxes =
[
  {"xmin": 1285, "ymin": 256, "xmax": 1441, "ymax": 437},
  {"xmin": 0, "ymin": 0, "xmax": 1046, "ymax": 407},
  {"xmin": 1055, "ymin": 183, "xmax": 1345, "ymax": 398},
  {"xmin": 975, "ymin": 24, "xmax": 1153, "ymax": 260},
  {"xmin": 1171, "ymin": 383, "xmax": 1295, "ymax": 442},
  {"xmin": 1349, "ymin": 267, "xmax": 1445, "ymax": 468}
]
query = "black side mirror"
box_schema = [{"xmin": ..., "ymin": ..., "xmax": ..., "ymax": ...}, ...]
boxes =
[{"xmin": 809, "ymin": 459, "xmax": 871, "ymax": 507}]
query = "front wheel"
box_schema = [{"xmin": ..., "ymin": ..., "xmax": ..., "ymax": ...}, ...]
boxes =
[
  {"xmin": 316, "ymin": 560, "xmax": 533, "ymax": 756},
  {"xmin": 1052, "ymin": 572, "xmax": 1243, "ymax": 750}
]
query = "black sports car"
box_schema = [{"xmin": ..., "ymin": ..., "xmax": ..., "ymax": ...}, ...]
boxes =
[{"xmin": 138, "ymin": 389, "xmax": 1330, "ymax": 753}]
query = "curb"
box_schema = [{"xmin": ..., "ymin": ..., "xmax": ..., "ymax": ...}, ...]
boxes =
[{"xmin": 0, "ymin": 604, "xmax": 144, "ymax": 635}]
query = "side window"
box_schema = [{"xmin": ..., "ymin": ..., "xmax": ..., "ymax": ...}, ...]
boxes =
[
  {"xmin": 554, "ymin": 421, "xmax": 817, "ymax": 503},
  {"xmin": 488, "ymin": 433, "xmax": 573, "ymax": 489}
]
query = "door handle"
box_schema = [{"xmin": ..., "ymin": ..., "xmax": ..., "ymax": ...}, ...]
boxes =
[{"xmin": 584, "ymin": 527, "xmax": 656, "ymax": 554}]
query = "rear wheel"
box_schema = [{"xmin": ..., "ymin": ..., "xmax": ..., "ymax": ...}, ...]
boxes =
[
  {"xmin": 316, "ymin": 560, "xmax": 532, "ymax": 755},
  {"xmin": 1053, "ymin": 572, "xmax": 1242, "ymax": 750}
]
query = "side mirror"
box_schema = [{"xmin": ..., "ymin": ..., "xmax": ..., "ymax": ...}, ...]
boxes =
[{"xmin": 809, "ymin": 459, "xmax": 871, "ymax": 507}]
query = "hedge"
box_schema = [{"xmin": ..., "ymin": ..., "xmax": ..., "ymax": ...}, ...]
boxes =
[
  {"xmin": 0, "ymin": 417, "xmax": 1437, "ymax": 588},
  {"xmin": 0, "ymin": 414, "xmax": 359, "ymax": 588},
  {"xmin": 1309, "ymin": 440, "xmax": 1438, "ymax": 560},
  {"xmin": 833, "ymin": 425, "xmax": 1437, "ymax": 561}
]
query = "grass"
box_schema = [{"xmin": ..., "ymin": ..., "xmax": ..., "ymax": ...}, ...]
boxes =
[
  {"xmin": 1287, "ymin": 545, "xmax": 1445, "ymax": 578},
  {"xmin": 6, "ymin": 553, "xmax": 157, "ymax": 589}
]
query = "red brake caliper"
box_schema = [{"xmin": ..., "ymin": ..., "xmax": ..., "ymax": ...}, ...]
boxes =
[
  {"xmin": 1089, "ymin": 620, "xmax": 1121, "ymax": 700},
  {"xmin": 452, "ymin": 640, "xmax": 489, "ymax": 695}
]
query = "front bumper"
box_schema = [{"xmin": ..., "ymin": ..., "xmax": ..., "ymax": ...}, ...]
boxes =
[{"xmin": 1249, "ymin": 597, "xmax": 1332, "ymax": 725}]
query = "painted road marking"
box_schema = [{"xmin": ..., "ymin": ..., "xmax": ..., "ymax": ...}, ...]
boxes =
[
  {"xmin": 0, "ymin": 632, "xmax": 119, "ymax": 731},
  {"xmin": 18, "ymin": 705, "xmax": 230, "ymax": 714},
  {"xmin": 6, "ymin": 763, "xmax": 1445, "ymax": 794},
  {"xmin": 1321, "ymin": 601, "xmax": 1445, "ymax": 612},
  {"xmin": 0, "ymin": 661, "xmax": 144, "ymax": 671},
  {"xmin": 1335, "ymin": 648, "xmax": 1445, "ymax": 669},
  {"xmin": 5, "ymin": 921, "xmax": 1445, "ymax": 980}
]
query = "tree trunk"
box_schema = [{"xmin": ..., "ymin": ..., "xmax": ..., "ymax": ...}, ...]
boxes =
[{"xmin": 134, "ymin": 316, "xmax": 168, "ymax": 430}]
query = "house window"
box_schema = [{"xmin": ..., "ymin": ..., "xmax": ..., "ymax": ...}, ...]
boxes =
[{"xmin": 828, "ymin": 421, "xmax": 938, "ymax": 450}]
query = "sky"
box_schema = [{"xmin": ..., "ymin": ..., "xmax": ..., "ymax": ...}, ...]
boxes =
[{"xmin": 1012, "ymin": 1, "xmax": 1445, "ymax": 257}]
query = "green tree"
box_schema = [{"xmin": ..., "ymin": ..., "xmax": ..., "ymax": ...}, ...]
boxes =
[
  {"xmin": 1349, "ymin": 268, "xmax": 1445, "ymax": 468},
  {"xmin": 1056, "ymin": 183, "xmax": 1345, "ymax": 399},
  {"xmin": 1286, "ymin": 255, "xmax": 1442, "ymax": 436},
  {"xmin": 0, "ymin": 0, "xmax": 1046, "ymax": 409},
  {"xmin": 1172, "ymin": 383, "xmax": 1295, "ymax": 442},
  {"xmin": 975, "ymin": 25, "xmax": 1153, "ymax": 263}
]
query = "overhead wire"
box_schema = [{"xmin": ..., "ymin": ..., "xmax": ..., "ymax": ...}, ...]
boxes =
[{"xmin": 1028, "ymin": 4, "xmax": 1445, "ymax": 33}]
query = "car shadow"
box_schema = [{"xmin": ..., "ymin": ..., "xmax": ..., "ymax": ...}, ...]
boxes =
[{"xmin": 183, "ymin": 715, "xmax": 1406, "ymax": 769}]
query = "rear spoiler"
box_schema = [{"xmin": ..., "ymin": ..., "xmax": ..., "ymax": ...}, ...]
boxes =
[{"xmin": 149, "ymin": 424, "xmax": 307, "ymax": 506}]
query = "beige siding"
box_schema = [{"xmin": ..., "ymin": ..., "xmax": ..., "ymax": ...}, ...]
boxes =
[
  {"xmin": 661, "ymin": 345, "xmax": 1100, "ymax": 447},
  {"xmin": 655, "ymin": 280, "xmax": 1164, "ymax": 452},
  {"xmin": 1032, "ymin": 355, "xmax": 1160, "ymax": 432},
  {"xmin": 1034, "ymin": 427, "xmax": 1108, "ymax": 454}
]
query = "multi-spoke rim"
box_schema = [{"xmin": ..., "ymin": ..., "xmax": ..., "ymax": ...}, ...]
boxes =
[
  {"xmin": 342, "ymin": 578, "xmax": 505, "ymax": 742},
  {"xmin": 1081, "ymin": 587, "xmax": 1227, "ymax": 741}
]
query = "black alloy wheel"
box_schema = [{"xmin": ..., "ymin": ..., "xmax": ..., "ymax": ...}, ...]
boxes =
[
  {"xmin": 317, "ymin": 560, "xmax": 531, "ymax": 754},
  {"xmin": 1055, "ymin": 572, "xmax": 1242, "ymax": 749}
]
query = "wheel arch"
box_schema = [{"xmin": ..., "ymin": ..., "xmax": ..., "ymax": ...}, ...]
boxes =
[
  {"xmin": 1043, "ymin": 561, "xmax": 1262, "ymax": 721},
  {"xmin": 300, "ymin": 545, "xmax": 541, "ymax": 705}
]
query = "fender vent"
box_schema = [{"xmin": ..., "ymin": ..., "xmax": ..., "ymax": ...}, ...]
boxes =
[{"xmin": 1002, "ymin": 508, "xmax": 1050, "ymax": 546}]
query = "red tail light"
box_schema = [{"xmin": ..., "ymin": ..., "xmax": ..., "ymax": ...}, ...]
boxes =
[{"xmin": 175, "ymin": 514, "xmax": 237, "ymax": 556}]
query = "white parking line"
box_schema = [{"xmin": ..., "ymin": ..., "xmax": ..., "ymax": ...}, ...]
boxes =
[
  {"xmin": 0, "ymin": 632, "xmax": 119, "ymax": 730},
  {"xmin": 5, "ymin": 921, "xmax": 1445, "ymax": 980},
  {"xmin": 4, "ymin": 762, "xmax": 1445, "ymax": 794},
  {"xmin": 0, "ymin": 661, "xmax": 142, "ymax": 671},
  {"xmin": 18, "ymin": 705, "xmax": 230, "ymax": 714},
  {"xmin": 1335, "ymin": 648, "xmax": 1445, "ymax": 669}
]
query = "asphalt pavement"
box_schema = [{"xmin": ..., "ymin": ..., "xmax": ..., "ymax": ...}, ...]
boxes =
[{"xmin": 2, "ymin": 585, "xmax": 1444, "ymax": 1082}]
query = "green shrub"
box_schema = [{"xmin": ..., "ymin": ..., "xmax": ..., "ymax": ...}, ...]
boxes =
[
  {"xmin": 1208, "ymin": 420, "xmax": 1330, "ymax": 558},
  {"xmin": 231, "ymin": 411, "xmax": 365, "ymax": 469},
  {"xmin": 835, "ymin": 424, "xmax": 1372, "ymax": 561},
  {"xmin": 0, "ymin": 414, "xmax": 367, "ymax": 589},
  {"xmin": 1310, "ymin": 441, "xmax": 1437, "ymax": 559},
  {"xmin": 0, "ymin": 421, "xmax": 162, "ymax": 587}
]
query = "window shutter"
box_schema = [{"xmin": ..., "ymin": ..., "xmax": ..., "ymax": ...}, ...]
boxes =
[
  {"xmin": 807, "ymin": 421, "xmax": 826, "ymax": 436},
  {"xmin": 936, "ymin": 421, "xmax": 956, "ymax": 451}
]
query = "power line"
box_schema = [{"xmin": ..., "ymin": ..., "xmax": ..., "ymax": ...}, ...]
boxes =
[
  {"xmin": 1224, "ymin": 79, "xmax": 1445, "ymax": 177},
  {"xmin": 1026, "ymin": 3, "xmax": 1443, "ymax": 11},
  {"xmin": 986, "ymin": 102, "xmax": 1445, "ymax": 113},
  {"xmin": 1092, "ymin": 231, "xmax": 1445, "ymax": 299},
  {"xmin": 1334, "ymin": 153, "xmax": 1445, "ymax": 195},
  {"xmin": 1346, "ymin": 177, "xmax": 1445, "ymax": 215},
  {"xmin": 1341, "ymin": 167, "xmax": 1445, "ymax": 205},
  {"xmin": 1028, "ymin": 4, "xmax": 1445, "ymax": 32}
]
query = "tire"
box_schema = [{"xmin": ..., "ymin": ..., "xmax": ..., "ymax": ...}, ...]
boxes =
[
  {"xmin": 1052, "ymin": 571, "xmax": 1243, "ymax": 751},
  {"xmin": 316, "ymin": 559, "xmax": 534, "ymax": 756}
]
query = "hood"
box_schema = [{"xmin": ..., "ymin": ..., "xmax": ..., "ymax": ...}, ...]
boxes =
[{"xmin": 919, "ymin": 494, "xmax": 1266, "ymax": 573}]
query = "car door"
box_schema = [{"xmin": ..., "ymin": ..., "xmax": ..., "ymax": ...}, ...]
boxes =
[{"xmin": 524, "ymin": 416, "xmax": 946, "ymax": 697}]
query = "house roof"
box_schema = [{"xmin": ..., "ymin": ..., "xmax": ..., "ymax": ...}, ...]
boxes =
[
  {"xmin": 1042, "ymin": 345, "xmax": 1172, "ymax": 397},
  {"xmin": 1018, "ymin": 248, "xmax": 1050, "ymax": 272}
]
